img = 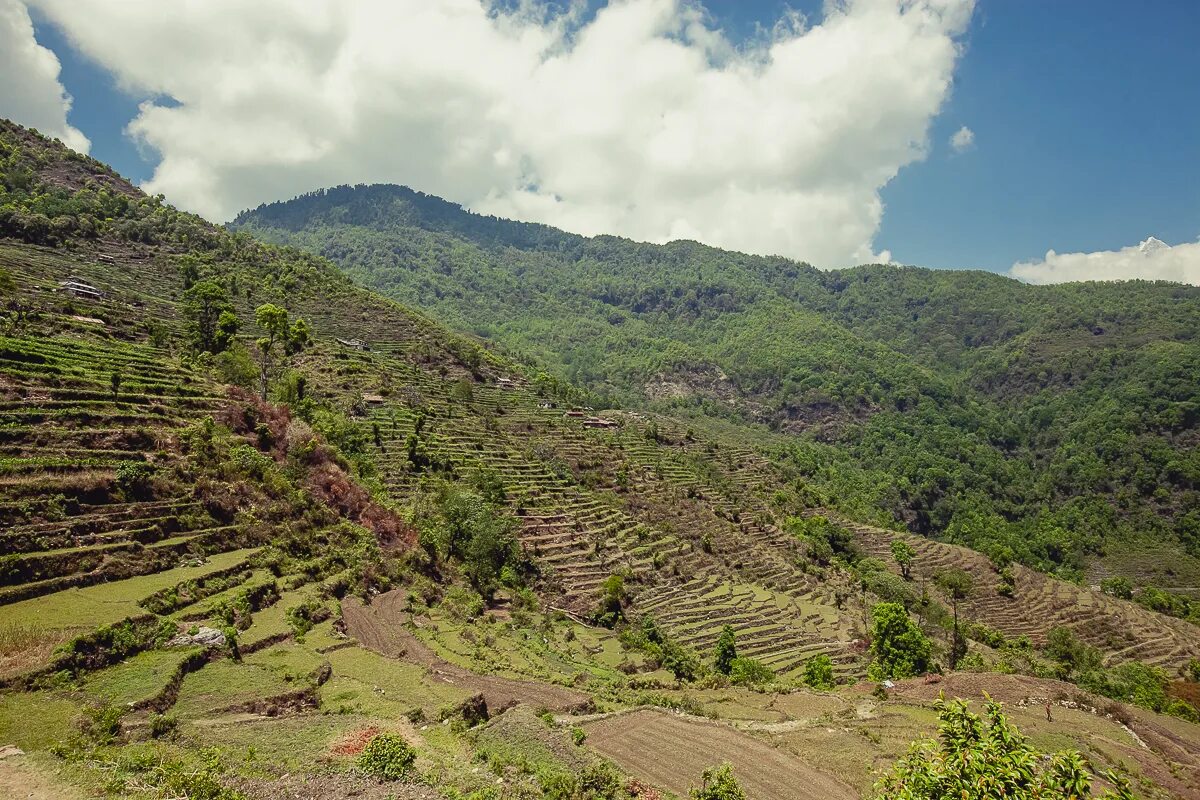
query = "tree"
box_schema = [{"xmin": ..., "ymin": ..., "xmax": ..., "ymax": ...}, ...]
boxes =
[
  {"xmin": 1045, "ymin": 626, "xmax": 1102, "ymax": 680},
  {"xmin": 891, "ymin": 539, "xmax": 916, "ymax": 580},
  {"xmin": 181, "ymin": 280, "xmax": 237, "ymax": 354},
  {"xmin": 691, "ymin": 763, "xmax": 746, "ymax": 800},
  {"xmin": 936, "ymin": 568, "xmax": 974, "ymax": 670},
  {"xmin": 109, "ymin": 370, "xmax": 121, "ymax": 401},
  {"xmin": 714, "ymin": 625, "xmax": 738, "ymax": 675},
  {"xmin": 802, "ymin": 653, "xmax": 835, "ymax": 690},
  {"xmin": 869, "ymin": 602, "xmax": 932, "ymax": 680},
  {"xmin": 593, "ymin": 574, "xmax": 628, "ymax": 628},
  {"xmin": 873, "ymin": 695, "xmax": 1136, "ymax": 799},
  {"xmin": 463, "ymin": 513, "xmax": 518, "ymax": 600},
  {"xmin": 253, "ymin": 303, "xmax": 309, "ymax": 399}
]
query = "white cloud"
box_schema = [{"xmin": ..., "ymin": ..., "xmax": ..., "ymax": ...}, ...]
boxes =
[
  {"xmin": 0, "ymin": 0, "xmax": 88, "ymax": 152},
  {"xmin": 1011, "ymin": 236, "xmax": 1200, "ymax": 285},
  {"xmin": 26, "ymin": 0, "xmax": 974, "ymax": 266},
  {"xmin": 949, "ymin": 124, "xmax": 974, "ymax": 153}
]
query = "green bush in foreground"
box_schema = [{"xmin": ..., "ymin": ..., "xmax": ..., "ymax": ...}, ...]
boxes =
[
  {"xmin": 873, "ymin": 695, "xmax": 1135, "ymax": 799},
  {"xmin": 357, "ymin": 732, "xmax": 416, "ymax": 780},
  {"xmin": 691, "ymin": 763, "xmax": 747, "ymax": 800}
]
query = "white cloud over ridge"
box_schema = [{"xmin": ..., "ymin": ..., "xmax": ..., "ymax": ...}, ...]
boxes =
[
  {"xmin": 24, "ymin": 0, "xmax": 974, "ymax": 266},
  {"xmin": 1011, "ymin": 236, "xmax": 1200, "ymax": 285},
  {"xmin": 0, "ymin": 0, "xmax": 88, "ymax": 153}
]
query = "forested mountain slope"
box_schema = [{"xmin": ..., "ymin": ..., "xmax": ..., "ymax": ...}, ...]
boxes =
[{"xmin": 234, "ymin": 185, "xmax": 1200, "ymax": 590}]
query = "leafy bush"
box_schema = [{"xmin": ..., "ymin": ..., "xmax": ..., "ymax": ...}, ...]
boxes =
[
  {"xmin": 713, "ymin": 625, "xmax": 737, "ymax": 675},
  {"xmin": 114, "ymin": 461, "xmax": 156, "ymax": 499},
  {"xmin": 357, "ymin": 732, "xmax": 417, "ymax": 780},
  {"xmin": 801, "ymin": 654, "xmax": 835, "ymax": 690},
  {"xmin": 729, "ymin": 657, "xmax": 774, "ymax": 687},
  {"xmin": 873, "ymin": 696, "xmax": 1135, "ymax": 799},
  {"xmin": 690, "ymin": 763, "xmax": 747, "ymax": 800},
  {"xmin": 1100, "ymin": 576, "xmax": 1134, "ymax": 600}
]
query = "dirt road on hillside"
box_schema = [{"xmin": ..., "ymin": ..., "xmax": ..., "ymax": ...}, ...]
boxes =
[{"xmin": 341, "ymin": 591, "xmax": 591, "ymax": 713}]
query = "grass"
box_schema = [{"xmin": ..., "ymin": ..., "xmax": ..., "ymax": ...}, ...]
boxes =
[
  {"xmin": 243, "ymin": 642, "xmax": 327, "ymax": 680},
  {"xmin": 171, "ymin": 659, "xmax": 295, "ymax": 719},
  {"xmin": 0, "ymin": 691, "xmax": 81, "ymax": 750},
  {"xmin": 80, "ymin": 648, "xmax": 197, "ymax": 707},
  {"xmin": 181, "ymin": 713, "xmax": 368, "ymax": 777},
  {"xmin": 0, "ymin": 622, "xmax": 63, "ymax": 680},
  {"xmin": 321, "ymin": 645, "xmax": 472, "ymax": 718},
  {"xmin": 0, "ymin": 548, "xmax": 258, "ymax": 632}
]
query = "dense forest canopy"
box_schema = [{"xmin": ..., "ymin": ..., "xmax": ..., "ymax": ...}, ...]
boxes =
[{"xmin": 234, "ymin": 184, "xmax": 1200, "ymax": 586}]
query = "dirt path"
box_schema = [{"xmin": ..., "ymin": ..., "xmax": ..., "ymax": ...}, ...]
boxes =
[
  {"xmin": 342, "ymin": 592, "xmax": 591, "ymax": 713},
  {"xmin": 0, "ymin": 752, "xmax": 89, "ymax": 800},
  {"xmin": 583, "ymin": 709, "xmax": 856, "ymax": 800}
]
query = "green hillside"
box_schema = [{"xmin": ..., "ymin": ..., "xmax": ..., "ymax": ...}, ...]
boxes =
[
  {"xmin": 3, "ymin": 120, "xmax": 1200, "ymax": 799},
  {"xmin": 233, "ymin": 185, "xmax": 1200, "ymax": 589}
]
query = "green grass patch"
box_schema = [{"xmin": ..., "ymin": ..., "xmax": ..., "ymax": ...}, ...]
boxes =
[
  {"xmin": 0, "ymin": 691, "xmax": 81, "ymax": 750},
  {"xmin": 172, "ymin": 660, "xmax": 294, "ymax": 719},
  {"xmin": 80, "ymin": 648, "xmax": 197, "ymax": 707}
]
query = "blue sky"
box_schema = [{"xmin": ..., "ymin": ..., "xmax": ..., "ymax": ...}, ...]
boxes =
[{"xmin": 13, "ymin": 0, "xmax": 1200, "ymax": 277}]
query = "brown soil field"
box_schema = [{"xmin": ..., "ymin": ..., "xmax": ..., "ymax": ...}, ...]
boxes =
[
  {"xmin": 342, "ymin": 591, "xmax": 591, "ymax": 713},
  {"xmin": 583, "ymin": 709, "xmax": 857, "ymax": 800}
]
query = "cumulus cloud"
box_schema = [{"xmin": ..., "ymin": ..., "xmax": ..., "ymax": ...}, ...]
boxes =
[
  {"xmin": 26, "ymin": 0, "xmax": 974, "ymax": 266},
  {"xmin": 1011, "ymin": 236, "xmax": 1200, "ymax": 285},
  {"xmin": 0, "ymin": 0, "xmax": 88, "ymax": 152},
  {"xmin": 949, "ymin": 124, "xmax": 974, "ymax": 153}
]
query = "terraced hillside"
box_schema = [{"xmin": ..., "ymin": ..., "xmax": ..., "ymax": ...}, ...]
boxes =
[
  {"xmin": 822, "ymin": 511, "xmax": 1200, "ymax": 671},
  {"xmin": 1, "ymin": 119, "xmax": 1199, "ymax": 799}
]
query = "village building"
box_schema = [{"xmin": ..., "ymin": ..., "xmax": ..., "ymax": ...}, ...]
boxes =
[{"xmin": 58, "ymin": 277, "xmax": 104, "ymax": 301}]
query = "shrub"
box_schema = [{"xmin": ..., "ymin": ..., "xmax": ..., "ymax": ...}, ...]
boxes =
[
  {"xmin": 691, "ymin": 763, "xmax": 747, "ymax": 800},
  {"xmin": 801, "ymin": 654, "xmax": 835, "ymax": 690},
  {"xmin": 79, "ymin": 704, "xmax": 124, "ymax": 744},
  {"xmin": 1100, "ymin": 576, "xmax": 1134, "ymax": 600},
  {"xmin": 729, "ymin": 657, "xmax": 774, "ymax": 687},
  {"xmin": 148, "ymin": 713, "xmax": 178, "ymax": 739},
  {"xmin": 357, "ymin": 732, "xmax": 417, "ymax": 780},
  {"xmin": 593, "ymin": 574, "xmax": 628, "ymax": 628},
  {"xmin": 114, "ymin": 461, "xmax": 156, "ymax": 500},
  {"xmin": 872, "ymin": 696, "xmax": 1136, "ymax": 799},
  {"xmin": 578, "ymin": 760, "xmax": 623, "ymax": 798}
]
